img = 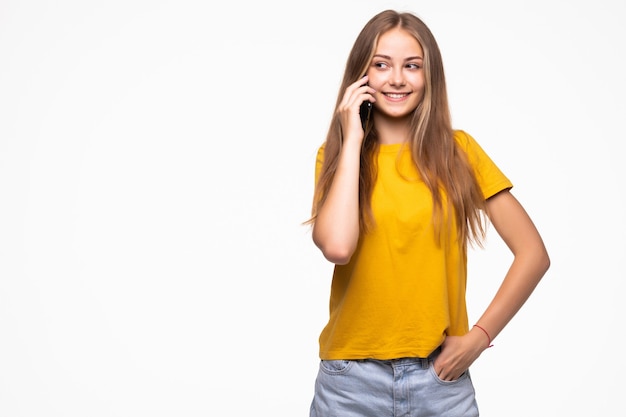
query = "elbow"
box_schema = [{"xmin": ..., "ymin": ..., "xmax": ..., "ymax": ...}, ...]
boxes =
[
  {"xmin": 528, "ymin": 245, "xmax": 551, "ymax": 279},
  {"xmin": 540, "ymin": 248, "xmax": 551, "ymax": 275},
  {"xmin": 515, "ymin": 244, "xmax": 551, "ymax": 282},
  {"xmin": 312, "ymin": 223, "xmax": 358, "ymax": 265},
  {"xmin": 322, "ymin": 247, "xmax": 354, "ymax": 265},
  {"xmin": 313, "ymin": 235, "xmax": 355, "ymax": 265}
]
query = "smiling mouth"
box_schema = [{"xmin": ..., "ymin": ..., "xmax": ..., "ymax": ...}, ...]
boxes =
[{"xmin": 384, "ymin": 93, "xmax": 410, "ymax": 99}]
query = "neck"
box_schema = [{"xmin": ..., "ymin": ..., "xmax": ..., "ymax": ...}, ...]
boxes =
[
  {"xmin": 373, "ymin": 111, "xmax": 412, "ymax": 144},
  {"xmin": 375, "ymin": 120, "xmax": 411, "ymax": 145}
]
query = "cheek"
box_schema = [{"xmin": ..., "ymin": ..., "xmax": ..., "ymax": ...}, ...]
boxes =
[
  {"xmin": 412, "ymin": 74, "xmax": 426, "ymax": 89},
  {"xmin": 412, "ymin": 81, "xmax": 426, "ymax": 104},
  {"xmin": 367, "ymin": 75, "xmax": 384, "ymax": 90}
]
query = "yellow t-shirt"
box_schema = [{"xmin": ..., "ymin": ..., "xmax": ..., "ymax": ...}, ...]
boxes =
[{"xmin": 314, "ymin": 130, "xmax": 512, "ymax": 360}]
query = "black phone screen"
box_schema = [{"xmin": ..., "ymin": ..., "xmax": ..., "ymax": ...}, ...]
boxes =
[{"xmin": 360, "ymin": 101, "xmax": 372, "ymax": 130}]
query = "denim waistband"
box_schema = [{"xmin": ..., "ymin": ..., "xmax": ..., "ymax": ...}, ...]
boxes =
[{"xmin": 381, "ymin": 346, "xmax": 441, "ymax": 369}]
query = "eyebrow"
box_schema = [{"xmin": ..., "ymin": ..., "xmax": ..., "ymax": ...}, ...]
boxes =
[{"xmin": 373, "ymin": 54, "xmax": 423, "ymax": 61}]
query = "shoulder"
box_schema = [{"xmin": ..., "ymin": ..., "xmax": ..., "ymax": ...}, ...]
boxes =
[
  {"xmin": 452, "ymin": 129, "xmax": 489, "ymax": 160},
  {"xmin": 453, "ymin": 129, "xmax": 478, "ymax": 150},
  {"xmin": 453, "ymin": 130, "xmax": 513, "ymax": 196}
]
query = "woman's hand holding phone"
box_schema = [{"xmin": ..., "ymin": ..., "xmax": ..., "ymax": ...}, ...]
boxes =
[
  {"xmin": 337, "ymin": 76, "xmax": 376, "ymax": 144},
  {"xmin": 315, "ymin": 77, "xmax": 374, "ymax": 262}
]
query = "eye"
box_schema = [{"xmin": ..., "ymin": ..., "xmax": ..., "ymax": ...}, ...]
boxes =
[
  {"xmin": 406, "ymin": 63, "xmax": 422, "ymax": 70},
  {"xmin": 373, "ymin": 61, "xmax": 390, "ymax": 70}
]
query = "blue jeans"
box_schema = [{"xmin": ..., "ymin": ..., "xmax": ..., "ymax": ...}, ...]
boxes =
[{"xmin": 309, "ymin": 350, "xmax": 479, "ymax": 417}]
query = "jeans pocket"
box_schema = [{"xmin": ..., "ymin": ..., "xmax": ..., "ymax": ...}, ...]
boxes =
[
  {"xmin": 428, "ymin": 364, "xmax": 470, "ymax": 385},
  {"xmin": 319, "ymin": 359, "xmax": 353, "ymax": 375}
]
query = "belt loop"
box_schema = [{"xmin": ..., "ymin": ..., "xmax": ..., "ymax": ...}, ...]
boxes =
[{"xmin": 420, "ymin": 357, "xmax": 429, "ymax": 369}]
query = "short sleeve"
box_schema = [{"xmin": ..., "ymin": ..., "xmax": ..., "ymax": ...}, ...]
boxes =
[{"xmin": 454, "ymin": 130, "xmax": 513, "ymax": 199}]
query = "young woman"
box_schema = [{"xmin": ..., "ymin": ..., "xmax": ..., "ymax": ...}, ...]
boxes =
[{"xmin": 307, "ymin": 10, "xmax": 550, "ymax": 417}]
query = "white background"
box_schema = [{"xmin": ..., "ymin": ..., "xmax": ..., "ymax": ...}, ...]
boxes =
[{"xmin": 1, "ymin": 0, "xmax": 624, "ymax": 416}]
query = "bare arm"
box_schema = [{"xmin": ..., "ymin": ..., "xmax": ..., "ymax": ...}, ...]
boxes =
[
  {"xmin": 312, "ymin": 78, "xmax": 376, "ymax": 264},
  {"xmin": 434, "ymin": 189, "xmax": 550, "ymax": 380},
  {"xmin": 473, "ymin": 189, "xmax": 550, "ymax": 341},
  {"xmin": 312, "ymin": 140, "xmax": 361, "ymax": 264}
]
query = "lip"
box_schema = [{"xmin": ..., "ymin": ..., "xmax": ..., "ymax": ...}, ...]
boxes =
[{"xmin": 383, "ymin": 92, "xmax": 411, "ymax": 102}]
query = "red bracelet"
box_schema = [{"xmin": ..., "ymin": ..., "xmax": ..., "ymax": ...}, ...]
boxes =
[{"xmin": 473, "ymin": 324, "xmax": 494, "ymax": 348}]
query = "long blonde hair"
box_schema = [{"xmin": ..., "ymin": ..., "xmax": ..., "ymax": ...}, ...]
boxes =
[{"xmin": 309, "ymin": 10, "xmax": 487, "ymax": 248}]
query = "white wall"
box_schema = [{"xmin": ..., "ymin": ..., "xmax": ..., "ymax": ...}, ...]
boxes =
[{"xmin": 1, "ymin": 0, "xmax": 624, "ymax": 415}]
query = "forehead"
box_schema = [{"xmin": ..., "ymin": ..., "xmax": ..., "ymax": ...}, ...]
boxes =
[{"xmin": 375, "ymin": 27, "xmax": 423, "ymax": 56}]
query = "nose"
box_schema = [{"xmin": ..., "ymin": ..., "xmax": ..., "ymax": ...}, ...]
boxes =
[{"xmin": 389, "ymin": 67, "xmax": 406, "ymax": 87}]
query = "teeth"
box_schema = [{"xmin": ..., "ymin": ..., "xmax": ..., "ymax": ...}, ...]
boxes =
[{"xmin": 386, "ymin": 93, "xmax": 407, "ymax": 98}]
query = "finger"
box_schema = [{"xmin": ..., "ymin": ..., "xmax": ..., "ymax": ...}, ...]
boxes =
[
  {"xmin": 343, "ymin": 76, "xmax": 368, "ymax": 98},
  {"xmin": 438, "ymin": 369, "xmax": 451, "ymax": 381},
  {"xmin": 355, "ymin": 75, "xmax": 368, "ymax": 88},
  {"xmin": 341, "ymin": 81, "xmax": 372, "ymax": 108}
]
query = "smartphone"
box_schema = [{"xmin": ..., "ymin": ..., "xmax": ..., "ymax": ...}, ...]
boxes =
[{"xmin": 360, "ymin": 100, "xmax": 372, "ymax": 130}]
